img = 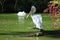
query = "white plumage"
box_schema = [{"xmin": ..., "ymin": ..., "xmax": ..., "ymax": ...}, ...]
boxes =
[
  {"xmin": 17, "ymin": 11, "xmax": 26, "ymax": 17},
  {"xmin": 31, "ymin": 14, "xmax": 42, "ymax": 29}
]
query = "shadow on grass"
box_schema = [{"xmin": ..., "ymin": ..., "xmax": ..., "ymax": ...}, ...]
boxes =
[
  {"xmin": 0, "ymin": 31, "xmax": 38, "ymax": 36},
  {"xmin": 0, "ymin": 30, "xmax": 60, "ymax": 37},
  {"xmin": 43, "ymin": 30, "xmax": 60, "ymax": 38},
  {"xmin": 44, "ymin": 30, "xmax": 60, "ymax": 35}
]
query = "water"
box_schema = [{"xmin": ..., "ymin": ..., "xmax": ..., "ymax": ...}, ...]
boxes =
[{"xmin": 18, "ymin": 16, "xmax": 25, "ymax": 24}]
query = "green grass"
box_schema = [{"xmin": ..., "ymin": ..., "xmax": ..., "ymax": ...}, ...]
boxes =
[
  {"xmin": 0, "ymin": 14, "xmax": 39, "ymax": 33},
  {"xmin": 0, "ymin": 13, "xmax": 60, "ymax": 40}
]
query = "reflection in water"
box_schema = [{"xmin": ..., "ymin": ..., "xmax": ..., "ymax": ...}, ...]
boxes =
[
  {"xmin": 34, "ymin": 37, "xmax": 39, "ymax": 40},
  {"xmin": 18, "ymin": 16, "xmax": 25, "ymax": 24}
]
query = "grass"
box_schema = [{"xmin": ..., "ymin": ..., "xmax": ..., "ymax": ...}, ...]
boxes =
[{"xmin": 0, "ymin": 13, "xmax": 60, "ymax": 40}]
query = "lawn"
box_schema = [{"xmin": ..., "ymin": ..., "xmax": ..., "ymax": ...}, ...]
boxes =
[{"xmin": 0, "ymin": 13, "xmax": 60, "ymax": 40}]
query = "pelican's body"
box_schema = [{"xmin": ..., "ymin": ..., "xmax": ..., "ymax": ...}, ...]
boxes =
[{"xmin": 17, "ymin": 11, "xmax": 26, "ymax": 17}]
